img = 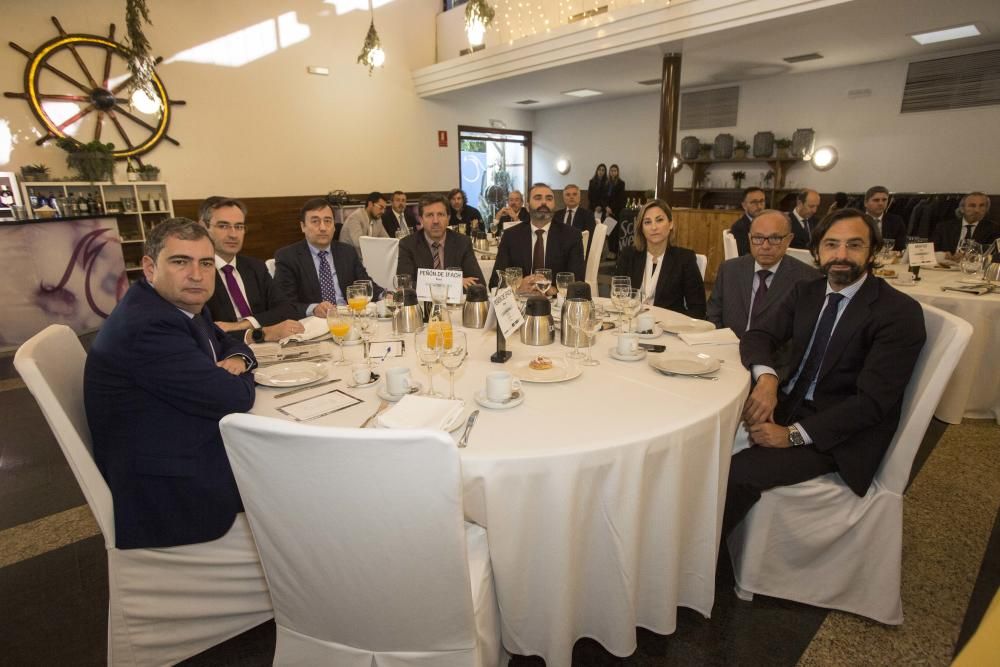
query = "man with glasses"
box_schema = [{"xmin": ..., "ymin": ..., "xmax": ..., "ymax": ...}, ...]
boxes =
[
  {"xmin": 708, "ymin": 209, "xmax": 818, "ymax": 340},
  {"xmin": 730, "ymin": 187, "xmax": 768, "ymax": 256},
  {"xmin": 724, "ymin": 208, "xmax": 925, "ymax": 536},
  {"xmin": 201, "ymin": 197, "xmax": 304, "ymax": 343}
]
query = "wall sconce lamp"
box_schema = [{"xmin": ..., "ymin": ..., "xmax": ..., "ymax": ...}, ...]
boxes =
[
  {"xmin": 810, "ymin": 146, "xmax": 838, "ymax": 171},
  {"xmin": 556, "ymin": 158, "xmax": 571, "ymax": 175}
]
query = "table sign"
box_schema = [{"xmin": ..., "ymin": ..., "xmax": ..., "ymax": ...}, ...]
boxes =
[
  {"xmin": 907, "ymin": 242, "xmax": 937, "ymax": 267},
  {"xmin": 416, "ymin": 268, "xmax": 463, "ymax": 303},
  {"xmin": 489, "ymin": 287, "xmax": 524, "ymax": 339},
  {"xmin": 368, "ymin": 340, "xmax": 405, "ymax": 358}
]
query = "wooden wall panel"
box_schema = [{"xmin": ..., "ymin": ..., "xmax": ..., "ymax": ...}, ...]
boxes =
[{"xmin": 672, "ymin": 207, "xmax": 742, "ymax": 283}]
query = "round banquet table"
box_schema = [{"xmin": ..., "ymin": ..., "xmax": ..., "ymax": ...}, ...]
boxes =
[
  {"xmin": 250, "ymin": 304, "xmax": 750, "ymax": 666},
  {"xmin": 889, "ymin": 266, "xmax": 1000, "ymax": 424}
]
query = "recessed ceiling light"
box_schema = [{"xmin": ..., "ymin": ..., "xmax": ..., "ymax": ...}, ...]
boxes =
[
  {"xmin": 911, "ymin": 24, "xmax": 980, "ymax": 45},
  {"xmin": 516, "ymin": 99, "xmax": 539, "ymax": 105},
  {"xmin": 562, "ymin": 88, "xmax": 603, "ymax": 98}
]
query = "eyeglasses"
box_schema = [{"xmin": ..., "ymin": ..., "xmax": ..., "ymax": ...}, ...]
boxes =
[
  {"xmin": 820, "ymin": 239, "xmax": 870, "ymax": 252},
  {"xmin": 749, "ymin": 234, "xmax": 791, "ymax": 246},
  {"xmin": 212, "ymin": 222, "xmax": 246, "ymax": 232}
]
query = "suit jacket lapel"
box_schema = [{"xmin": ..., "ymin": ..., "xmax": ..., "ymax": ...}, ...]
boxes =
[
  {"xmin": 235, "ymin": 257, "xmax": 261, "ymax": 312},
  {"xmin": 736, "ymin": 257, "xmax": 754, "ymax": 325},
  {"xmin": 545, "ymin": 224, "xmax": 560, "ymax": 268},
  {"xmin": 787, "ymin": 282, "xmax": 826, "ymax": 381},
  {"xmin": 299, "ymin": 242, "xmax": 323, "ymax": 302},
  {"xmin": 816, "ymin": 277, "xmax": 877, "ymax": 383},
  {"xmin": 211, "ymin": 272, "xmax": 236, "ymax": 321}
]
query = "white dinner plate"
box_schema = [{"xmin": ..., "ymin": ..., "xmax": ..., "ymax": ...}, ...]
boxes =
[
  {"xmin": 474, "ymin": 389, "xmax": 524, "ymax": 410},
  {"xmin": 255, "ymin": 361, "xmax": 328, "ymax": 388},
  {"xmin": 609, "ymin": 347, "xmax": 647, "ymax": 362},
  {"xmin": 661, "ymin": 319, "xmax": 715, "ymax": 335},
  {"xmin": 634, "ymin": 324, "xmax": 663, "ymax": 339},
  {"xmin": 650, "ymin": 352, "xmax": 721, "ymax": 376},
  {"xmin": 512, "ymin": 357, "xmax": 583, "ymax": 383}
]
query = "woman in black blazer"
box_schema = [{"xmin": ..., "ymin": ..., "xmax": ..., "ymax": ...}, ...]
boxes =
[
  {"xmin": 587, "ymin": 163, "xmax": 609, "ymax": 211},
  {"xmin": 607, "ymin": 164, "xmax": 627, "ymax": 219},
  {"xmin": 614, "ymin": 199, "xmax": 706, "ymax": 318}
]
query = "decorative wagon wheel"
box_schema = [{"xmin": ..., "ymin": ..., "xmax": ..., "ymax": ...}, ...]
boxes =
[{"xmin": 4, "ymin": 16, "xmax": 185, "ymax": 160}]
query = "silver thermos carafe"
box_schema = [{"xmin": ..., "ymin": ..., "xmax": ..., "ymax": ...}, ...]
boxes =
[{"xmin": 561, "ymin": 282, "xmax": 592, "ymax": 347}]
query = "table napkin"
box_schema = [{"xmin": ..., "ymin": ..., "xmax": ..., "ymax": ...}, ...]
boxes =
[
  {"xmin": 941, "ymin": 283, "xmax": 991, "ymax": 295},
  {"xmin": 376, "ymin": 395, "xmax": 465, "ymax": 430},
  {"xmin": 678, "ymin": 328, "xmax": 740, "ymax": 346},
  {"xmin": 279, "ymin": 316, "xmax": 329, "ymax": 345}
]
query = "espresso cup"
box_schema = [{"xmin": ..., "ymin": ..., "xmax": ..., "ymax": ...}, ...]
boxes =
[
  {"xmin": 386, "ymin": 367, "xmax": 412, "ymax": 395},
  {"xmin": 352, "ymin": 363, "xmax": 372, "ymax": 385},
  {"xmin": 635, "ymin": 312, "xmax": 655, "ymax": 333},
  {"xmin": 486, "ymin": 371, "xmax": 521, "ymax": 402},
  {"xmin": 616, "ymin": 333, "xmax": 639, "ymax": 356},
  {"xmin": 896, "ymin": 272, "xmax": 915, "ymax": 285},
  {"xmin": 376, "ymin": 300, "xmax": 388, "ymax": 317}
]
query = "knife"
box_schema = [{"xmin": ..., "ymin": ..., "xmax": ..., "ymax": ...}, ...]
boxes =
[
  {"xmin": 273, "ymin": 378, "xmax": 341, "ymax": 399},
  {"xmin": 457, "ymin": 410, "xmax": 479, "ymax": 448}
]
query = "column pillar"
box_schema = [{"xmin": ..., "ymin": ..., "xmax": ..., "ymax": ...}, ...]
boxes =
[{"xmin": 656, "ymin": 53, "xmax": 682, "ymax": 200}]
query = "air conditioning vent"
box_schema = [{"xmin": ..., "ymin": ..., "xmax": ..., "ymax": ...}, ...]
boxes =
[
  {"xmin": 516, "ymin": 99, "xmax": 539, "ymax": 105},
  {"xmin": 783, "ymin": 52, "xmax": 823, "ymax": 63},
  {"xmin": 637, "ymin": 78, "xmax": 662, "ymax": 86},
  {"xmin": 680, "ymin": 86, "xmax": 739, "ymax": 130},
  {"xmin": 901, "ymin": 48, "xmax": 1000, "ymax": 113}
]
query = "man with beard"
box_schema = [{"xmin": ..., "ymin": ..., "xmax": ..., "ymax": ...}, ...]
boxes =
[
  {"xmin": 930, "ymin": 191, "xmax": 999, "ymax": 257},
  {"xmin": 490, "ymin": 182, "xmax": 586, "ymax": 290},
  {"xmin": 730, "ymin": 187, "xmax": 768, "ymax": 257},
  {"xmin": 723, "ymin": 208, "xmax": 926, "ymax": 537}
]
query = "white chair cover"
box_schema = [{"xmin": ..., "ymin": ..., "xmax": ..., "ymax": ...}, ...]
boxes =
[
  {"xmin": 728, "ymin": 304, "xmax": 972, "ymax": 624},
  {"xmin": 580, "ymin": 229, "xmax": 590, "ymax": 258},
  {"xmin": 14, "ymin": 325, "xmax": 272, "ymax": 666},
  {"xmin": 722, "ymin": 230, "xmax": 738, "ymax": 260},
  {"xmin": 696, "ymin": 253, "xmax": 708, "ymax": 279},
  {"xmin": 220, "ymin": 414, "xmax": 504, "ymax": 667},
  {"xmin": 584, "ymin": 222, "xmax": 608, "ymax": 296},
  {"xmin": 359, "ymin": 236, "xmax": 399, "ymax": 291},
  {"xmin": 786, "ymin": 247, "xmax": 815, "ymax": 265},
  {"xmin": 266, "ymin": 258, "xmax": 276, "ymax": 278}
]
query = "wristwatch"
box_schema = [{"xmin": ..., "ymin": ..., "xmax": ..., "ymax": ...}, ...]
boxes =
[
  {"xmin": 251, "ymin": 327, "xmax": 265, "ymax": 343},
  {"xmin": 787, "ymin": 425, "xmax": 805, "ymax": 447}
]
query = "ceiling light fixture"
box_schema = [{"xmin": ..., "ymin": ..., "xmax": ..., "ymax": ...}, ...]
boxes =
[
  {"xmin": 810, "ymin": 146, "xmax": 838, "ymax": 171},
  {"xmin": 562, "ymin": 88, "xmax": 603, "ymax": 98},
  {"xmin": 911, "ymin": 24, "xmax": 980, "ymax": 45},
  {"xmin": 357, "ymin": 1, "xmax": 384, "ymax": 75},
  {"xmin": 465, "ymin": 0, "xmax": 495, "ymax": 47}
]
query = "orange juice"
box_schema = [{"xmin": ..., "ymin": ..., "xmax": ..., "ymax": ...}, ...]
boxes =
[
  {"xmin": 348, "ymin": 296, "xmax": 368, "ymax": 313},
  {"xmin": 426, "ymin": 321, "xmax": 453, "ymax": 349},
  {"xmin": 329, "ymin": 323, "xmax": 350, "ymax": 339}
]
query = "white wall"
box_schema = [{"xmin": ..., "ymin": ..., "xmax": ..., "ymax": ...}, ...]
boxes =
[
  {"xmin": 532, "ymin": 55, "xmax": 1000, "ymax": 194},
  {"xmin": 0, "ymin": 0, "xmax": 534, "ymax": 199}
]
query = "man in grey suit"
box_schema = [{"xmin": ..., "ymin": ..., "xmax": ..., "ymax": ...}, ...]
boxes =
[{"xmin": 708, "ymin": 209, "xmax": 819, "ymax": 341}]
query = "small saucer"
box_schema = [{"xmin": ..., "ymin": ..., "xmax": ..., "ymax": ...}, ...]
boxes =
[
  {"xmin": 474, "ymin": 389, "xmax": 524, "ymax": 410},
  {"xmin": 348, "ymin": 373, "xmax": 380, "ymax": 389},
  {"xmin": 609, "ymin": 347, "xmax": 647, "ymax": 362},
  {"xmin": 376, "ymin": 382, "xmax": 423, "ymax": 402},
  {"xmin": 634, "ymin": 325, "xmax": 662, "ymax": 339}
]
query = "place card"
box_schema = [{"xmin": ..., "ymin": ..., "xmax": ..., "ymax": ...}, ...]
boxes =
[
  {"xmin": 416, "ymin": 268, "xmax": 463, "ymax": 304},
  {"xmin": 367, "ymin": 340, "xmax": 405, "ymax": 358},
  {"xmin": 277, "ymin": 389, "xmax": 362, "ymax": 421},
  {"xmin": 488, "ymin": 287, "xmax": 524, "ymax": 340},
  {"xmin": 906, "ymin": 242, "xmax": 937, "ymax": 267}
]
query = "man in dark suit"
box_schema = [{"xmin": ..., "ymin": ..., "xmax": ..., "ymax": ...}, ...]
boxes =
[
  {"xmin": 930, "ymin": 191, "xmax": 999, "ymax": 255},
  {"xmin": 447, "ymin": 188, "xmax": 484, "ymax": 230},
  {"xmin": 490, "ymin": 182, "xmax": 586, "ymax": 289},
  {"xmin": 554, "ymin": 183, "xmax": 597, "ymax": 257},
  {"xmin": 200, "ymin": 196, "xmax": 303, "ymax": 343},
  {"xmin": 708, "ymin": 210, "xmax": 820, "ymax": 338},
  {"xmin": 84, "ymin": 219, "xmax": 257, "ymax": 549},
  {"xmin": 724, "ymin": 208, "xmax": 926, "ymax": 536},
  {"xmin": 274, "ymin": 197, "xmax": 382, "ymax": 318},
  {"xmin": 789, "ymin": 189, "xmax": 820, "ymax": 249},
  {"xmin": 730, "ymin": 187, "xmax": 768, "ymax": 256},
  {"xmin": 863, "ymin": 185, "xmax": 907, "ymax": 251},
  {"xmin": 397, "ymin": 193, "xmax": 485, "ymax": 288},
  {"xmin": 381, "ymin": 190, "xmax": 419, "ymax": 238},
  {"xmin": 492, "ymin": 189, "xmax": 531, "ymax": 236}
]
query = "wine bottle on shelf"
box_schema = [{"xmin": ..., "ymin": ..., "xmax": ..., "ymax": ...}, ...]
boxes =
[
  {"xmin": 93, "ymin": 192, "xmax": 104, "ymax": 215},
  {"xmin": 127, "ymin": 159, "xmax": 138, "ymax": 182},
  {"xmin": 79, "ymin": 194, "xmax": 90, "ymax": 215}
]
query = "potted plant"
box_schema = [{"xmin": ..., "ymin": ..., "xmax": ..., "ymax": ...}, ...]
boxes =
[
  {"xmin": 775, "ymin": 138, "xmax": 793, "ymax": 158},
  {"xmin": 57, "ymin": 138, "xmax": 115, "ymax": 182},
  {"xmin": 699, "ymin": 143, "xmax": 712, "ymax": 159},
  {"xmin": 731, "ymin": 170, "xmax": 747, "ymax": 189},
  {"xmin": 762, "ymin": 170, "xmax": 775, "ymax": 188},
  {"xmin": 139, "ymin": 164, "xmax": 161, "ymax": 181},
  {"xmin": 21, "ymin": 163, "xmax": 51, "ymax": 182},
  {"xmin": 733, "ymin": 140, "xmax": 750, "ymax": 159}
]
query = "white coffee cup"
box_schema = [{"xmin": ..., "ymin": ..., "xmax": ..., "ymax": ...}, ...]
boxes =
[
  {"xmin": 486, "ymin": 371, "xmax": 521, "ymax": 402},
  {"xmin": 386, "ymin": 367, "xmax": 412, "ymax": 395},
  {"xmin": 896, "ymin": 271, "xmax": 915, "ymax": 285},
  {"xmin": 635, "ymin": 312, "xmax": 655, "ymax": 333},
  {"xmin": 616, "ymin": 333, "xmax": 639, "ymax": 356},
  {"xmin": 352, "ymin": 363, "xmax": 372, "ymax": 385}
]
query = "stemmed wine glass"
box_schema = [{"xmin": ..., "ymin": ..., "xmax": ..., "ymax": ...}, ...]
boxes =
[
  {"xmin": 610, "ymin": 276, "xmax": 631, "ymax": 330},
  {"xmin": 505, "ymin": 267, "xmax": 523, "ymax": 292},
  {"xmin": 556, "ymin": 272, "xmax": 574, "ymax": 302},
  {"xmin": 383, "ymin": 289, "xmax": 401, "ymax": 335},
  {"xmin": 622, "ymin": 289, "xmax": 642, "ymax": 333},
  {"xmin": 564, "ymin": 298, "xmax": 588, "ymax": 360},
  {"xmin": 961, "ymin": 245, "xmax": 983, "ymax": 278},
  {"xmin": 533, "ymin": 268, "xmax": 552, "ymax": 296},
  {"xmin": 580, "ymin": 304, "xmax": 605, "ymax": 366},
  {"xmin": 440, "ymin": 330, "xmax": 467, "ymax": 400},
  {"xmin": 415, "ymin": 325, "xmax": 443, "ymax": 396},
  {"xmin": 326, "ymin": 309, "xmax": 351, "ymax": 366}
]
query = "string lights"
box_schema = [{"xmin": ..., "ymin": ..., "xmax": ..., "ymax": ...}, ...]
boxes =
[{"xmin": 485, "ymin": 0, "xmax": 663, "ymax": 46}]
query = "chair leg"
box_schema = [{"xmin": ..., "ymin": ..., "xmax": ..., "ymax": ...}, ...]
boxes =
[{"xmin": 734, "ymin": 583, "xmax": 754, "ymax": 602}]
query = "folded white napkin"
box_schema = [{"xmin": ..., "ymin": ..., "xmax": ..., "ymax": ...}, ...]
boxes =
[
  {"xmin": 679, "ymin": 328, "xmax": 740, "ymax": 346},
  {"xmin": 279, "ymin": 316, "xmax": 330, "ymax": 345},
  {"xmin": 376, "ymin": 395, "xmax": 465, "ymax": 430}
]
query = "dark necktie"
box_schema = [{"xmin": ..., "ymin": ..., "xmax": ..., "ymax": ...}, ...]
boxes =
[
  {"xmin": 963, "ymin": 224, "xmax": 974, "ymax": 245},
  {"xmin": 221, "ymin": 265, "xmax": 253, "ymax": 318},
  {"xmin": 432, "ymin": 241, "xmax": 442, "ymax": 269},
  {"xmin": 566, "ymin": 209, "xmax": 574, "ymax": 229},
  {"xmin": 191, "ymin": 313, "xmax": 217, "ymax": 362},
  {"xmin": 317, "ymin": 250, "xmax": 339, "ymax": 304},
  {"xmin": 532, "ymin": 229, "xmax": 545, "ymax": 273},
  {"xmin": 785, "ymin": 293, "xmax": 845, "ymax": 415},
  {"xmin": 749, "ymin": 269, "xmax": 772, "ymax": 326}
]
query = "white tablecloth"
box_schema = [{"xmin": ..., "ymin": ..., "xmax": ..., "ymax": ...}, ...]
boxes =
[
  {"xmin": 890, "ymin": 267, "xmax": 1000, "ymax": 424},
  {"xmin": 250, "ymin": 306, "xmax": 749, "ymax": 666}
]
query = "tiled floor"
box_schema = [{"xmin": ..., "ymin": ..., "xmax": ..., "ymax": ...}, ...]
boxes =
[{"xmin": 1, "ymin": 340, "xmax": 997, "ymax": 666}]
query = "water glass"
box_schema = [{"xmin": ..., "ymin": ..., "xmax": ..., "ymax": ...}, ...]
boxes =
[
  {"xmin": 581, "ymin": 305, "xmax": 604, "ymax": 366},
  {"xmin": 564, "ymin": 298, "xmax": 588, "ymax": 359},
  {"xmin": 533, "ymin": 268, "xmax": 552, "ymax": 295},
  {"xmin": 415, "ymin": 325, "xmax": 443, "ymax": 396},
  {"xmin": 440, "ymin": 330, "xmax": 467, "ymax": 400},
  {"xmin": 505, "ymin": 267, "xmax": 523, "ymax": 292},
  {"xmin": 556, "ymin": 272, "xmax": 574, "ymax": 299}
]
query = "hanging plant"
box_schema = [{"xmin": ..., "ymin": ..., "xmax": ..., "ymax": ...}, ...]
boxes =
[
  {"xmin": 125, "ymin": 0, "xmax": 155, "ymax": 99},
  {"xmin": 465, "ymin": 0, "xmax": 495, "ymax": 45},
  {"xmin": 58, "ymin": 138, "xmax": 116, "ymax": 182}
]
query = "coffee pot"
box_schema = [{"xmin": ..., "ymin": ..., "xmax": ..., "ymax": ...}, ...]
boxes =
[
  {"xmin": 521, "ymin": 296, "xmax": 555, "ymax": 345},
  {"xmin": 395, "ymin": 288, "xmax": 423, "ymax": 333},
  {"xmin": 473, "ymin": 232, "xmax": 491, "ymax": 252},
  {"xmin": 463, "ymin": 284, "xmax": 490, "ymax": 328},
  {"xmin": 561, "ymin": 282, "xmax": 592, "ymax": 347}
]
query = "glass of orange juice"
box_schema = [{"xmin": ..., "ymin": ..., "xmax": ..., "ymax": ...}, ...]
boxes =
[
  {"xmin": 346, "ymin": 285, "xmax": 368, "ymax": 315},
  {"xmin": 326, "ymin": 309, "xmax": 351, "ymax": 366},
  {"xmin": 416, "ymin": 324, "xmax": 443, "ymax": 396}
]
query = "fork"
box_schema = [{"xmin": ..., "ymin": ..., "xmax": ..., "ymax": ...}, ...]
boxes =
[{"xmin": 360, "ymin": 400, "xmax": 389, "ymax": 428}]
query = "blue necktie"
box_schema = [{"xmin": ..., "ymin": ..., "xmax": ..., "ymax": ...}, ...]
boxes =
[
  {"xmin": 317, "ymin": 250, "xmax": 343, "ymax": 305},
  {"xmin": 785, "ymin": 293, "xmax": 845, "ymax": 414},
  {"xmin": 191, "ymin": 313, "xmax": 217, "ymax": 362}
]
